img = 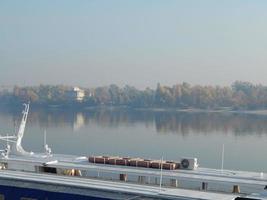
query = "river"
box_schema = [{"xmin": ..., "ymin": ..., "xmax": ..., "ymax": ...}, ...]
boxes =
[{"xmin": 0, "ymin": 107, "xmax": 267, "ymax": 172}]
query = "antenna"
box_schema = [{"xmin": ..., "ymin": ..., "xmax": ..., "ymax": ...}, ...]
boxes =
[
  {"xmin": 159, "ymin": 156, "xmax": 163, "ymax": 191},
  {"xmin": 44, "ymin": 129, "xmax": 46, "ymax": 150},
  {"xmin": 221, "ymin": 144, "xmax": 224, "ymax": 171},
  {"xmin": 6, "ymin": 133, "xmax": 8, "ymax": 150},
  {"xmin": 14, "ymin": 120, "xmax": 17, "ymax": 137}
]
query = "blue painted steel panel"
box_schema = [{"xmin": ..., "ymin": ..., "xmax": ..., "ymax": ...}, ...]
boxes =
[{"xmin": 0, "ymin": 184, "xmax": 110, "ymax": 200}]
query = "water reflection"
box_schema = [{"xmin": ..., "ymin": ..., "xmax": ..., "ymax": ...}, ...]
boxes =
[
  {"xmin": 5, "ymin": 108, "xmax": 267, "ymax": 136},
  {"xmin": 73, "ymin": 113, "xmax": 85, "ymax": 131}
]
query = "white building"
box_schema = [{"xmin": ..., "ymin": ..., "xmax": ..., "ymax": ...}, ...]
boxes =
[{"xmin": 66, "ymin": 87, "xmax": 85, "ymax": 101}]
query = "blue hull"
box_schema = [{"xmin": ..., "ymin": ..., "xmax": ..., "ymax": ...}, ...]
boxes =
[{"xmin": 0, "ymin": 184, "xmax": 110, "ymax": 200}]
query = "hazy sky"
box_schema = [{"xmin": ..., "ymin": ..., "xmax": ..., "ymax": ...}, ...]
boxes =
[{"xmin": 1, "ymin": 0, "xmax": 267, "ymax": 88}]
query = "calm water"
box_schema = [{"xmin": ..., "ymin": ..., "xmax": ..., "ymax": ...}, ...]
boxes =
[{"xmin": 1, "ymin": 107, "xmax": 267, "ymax": 172}]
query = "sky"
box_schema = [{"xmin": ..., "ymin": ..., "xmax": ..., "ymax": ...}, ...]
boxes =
[{"xmin": 1, "ymin": 0, "xmax": 267, "ymax": 89}]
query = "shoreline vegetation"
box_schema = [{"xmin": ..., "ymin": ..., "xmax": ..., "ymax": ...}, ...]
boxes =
[
  {"xmin": 1, "ymin": 81, "xmax": 267, "ymax": 114},
  {"xmin": 85, "ymin": 106, "xmax": 267, "ymax": 116},
  {"xmin": 134, "ymin": 107, "xmax": 267, "ymax": 115}
]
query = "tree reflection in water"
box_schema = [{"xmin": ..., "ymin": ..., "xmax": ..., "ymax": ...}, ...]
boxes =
[{"xmin": 6, "ymin": 108, "xmax": 267, "ymax": 136}]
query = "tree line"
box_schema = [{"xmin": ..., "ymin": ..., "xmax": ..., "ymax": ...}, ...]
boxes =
[{"xmin": 1, "ymin": 81, "xmax": 267, "ymax": 110}]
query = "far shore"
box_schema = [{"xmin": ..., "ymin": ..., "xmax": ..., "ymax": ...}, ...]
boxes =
[
  {"xmin": 132, "ymin": 107, "xmax": 267, "ymax": 116},
  {"xmin": 2, "ymin": 103, "xmax": 267, "ymax": 116},
  {"xmin": 85, "ymin": 106, "xmax": 267, "ymax": 116}
]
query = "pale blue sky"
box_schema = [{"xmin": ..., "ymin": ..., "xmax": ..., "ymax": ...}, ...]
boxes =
[{"xmin": 1, "ymin": 0, "xmax": 267, "ymax": 88}]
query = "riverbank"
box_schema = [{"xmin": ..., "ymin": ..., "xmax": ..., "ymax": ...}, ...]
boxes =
[
  {"xmin": 2, "ymin": 103, "xmax": 267, "ymax": 116},
  {"xmin": 134, "ymin": 107, "xmax": 267, "ymax": 116}
]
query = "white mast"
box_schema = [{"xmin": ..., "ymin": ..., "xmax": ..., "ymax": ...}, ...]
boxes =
[
  {"xmin": 159, "ymin": 156, "xmax": 163, "ymax": 191},
  {"xmin": 12, "ymin": 103, "xmax": 32, "ymax": 156},
  {"xmin": 221, "ymin": 144, "xmax": 225, "ymax": 171}
]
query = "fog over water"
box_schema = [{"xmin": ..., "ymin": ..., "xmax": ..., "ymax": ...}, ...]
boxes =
[
  {"xmin": 1, "ymin": 108, "xmax": 267, "ymax": 172},
  {"xmin": 1, "ymin": 1, "xmax": 267, "ymax": 88}
]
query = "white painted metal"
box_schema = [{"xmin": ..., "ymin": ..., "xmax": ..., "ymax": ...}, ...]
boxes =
[
  {"xmin": 12, "ymin": 103, "xmax": 31, "ymax": 156},
  {"xmin": 221, "ymin": 144, "xmax": 225, "ymax": 171},
  {"xmin": 0, "ymin": 169, "xmax": 239, "ymax": 200},
  {"xmin": 159, "ymin": 156, "xmax": 163, "ymax": 191},
  {"xmin": 180, "ymin": 158, "xmax": 198, "ymax": 170}
]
